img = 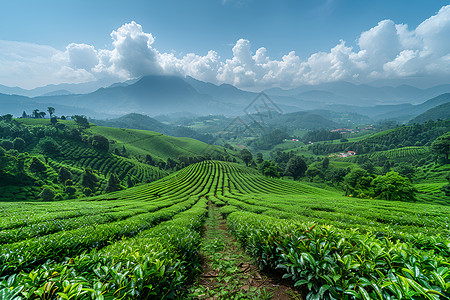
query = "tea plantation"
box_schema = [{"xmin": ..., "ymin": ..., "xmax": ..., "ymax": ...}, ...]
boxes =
[{"xmin": 0, "ymin": 161, "xmax": 448, "ymax": 299}]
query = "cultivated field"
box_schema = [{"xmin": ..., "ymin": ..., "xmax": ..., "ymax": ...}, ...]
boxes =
[{"xmin": 0, "ymin": 161, "xmax": 448, "ymax": 299}]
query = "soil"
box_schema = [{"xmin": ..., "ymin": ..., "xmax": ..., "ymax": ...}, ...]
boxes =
[{"xmin": 191, "ymin": 203, "xmax": 303, "ymax": 300}]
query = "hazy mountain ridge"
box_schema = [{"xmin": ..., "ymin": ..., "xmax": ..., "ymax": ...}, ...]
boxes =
[{"xmin": 1, "ymin": 75, "xmax": 449, "ymax": 121}]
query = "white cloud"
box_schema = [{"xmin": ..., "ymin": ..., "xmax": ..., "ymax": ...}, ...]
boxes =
[{"xmin": 1, "ymin": 5, "xmax": 450, "ymax": 90}]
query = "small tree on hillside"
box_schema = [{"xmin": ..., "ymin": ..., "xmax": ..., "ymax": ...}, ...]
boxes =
[
  {"xmin": 2, "ymin": 114, "xmax": 13, "ymax": 123},
  {"xmin": 12, "ymin": 137, "xmax": 26, "ymax": 152},
  {"xmin": 81, "ymin": 168, "xmax": 97, "ymax": 190},
  {"xmin": 47, "ymin": 107, "xmax": 55, "ymax": 118},
  {"xmin": 72, "ymin": 115, "xmax": 90, "ymax": 130},
  {"xmin": 50, "ymin": 117, "xmax": 58, "ymax": 126},
  {"xmin": 284, "ymin": 156, "xmax": 307, "ymax": 180},
  {"xmin": 58, "ymin": 166, "xmax": 72, "ymax": 183},
  {"xmin": 372, "ymin": 171, "xmax": 416, "ymax": 201},
  {"xmin": 432, "ymin": 132, "xmax": 450, "ymax": 163},
  {"xmin": 106, "ymin": 173, "xmax": 122, "ymax": 192},
  {"xmin": 92, "ymin": 135, "xmax": 109, "ymax": 151},
  {"xmin": 39, "ymin": 186, "xmax": 55, "ymax": 201},
  {"xmin": 240, "ymin": 148, "xmax": 253, "ymax": 167},
  {"xmin": 32, "ymin": 109, "xmax": 40, "ymax": 119}
]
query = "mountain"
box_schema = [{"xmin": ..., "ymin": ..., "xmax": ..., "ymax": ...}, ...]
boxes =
[
  {"xmin": 410, "ymin": 102, "xmax": 450, "ymax": 123},
  {"xmin": 265, "ymin": 81, "xmax": 450, "ymax": 106},
  {"xmin": 41, "ymin": 89, "xmax": 72, "ymax": 97},
  {"xmin": 32, "ymin": 75, "xmax": 240, "ymax": 117},
  {"xmin": 0, "ymin": 78, "xmax": 122, "ymax": 97},
  {"xmin": 376, "ymin": 93, "xmax": 450, "ymax": 121}
]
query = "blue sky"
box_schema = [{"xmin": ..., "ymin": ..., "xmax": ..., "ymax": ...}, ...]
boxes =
[{"xmin": 1, "ymin": 0, "xmax": 450, "ymax": 89}]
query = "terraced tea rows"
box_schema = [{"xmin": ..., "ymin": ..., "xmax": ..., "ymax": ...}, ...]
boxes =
[
  {"xmin": 0, "ymin": 161, "xmax": 448, "ymax": 299},
  {"xmin": 368, "ymin": 146, "xmax": 429, "ymax": 160},
  {"xmin": 58, "ymin": 140, "xmax": 165, "ymax": 182}
]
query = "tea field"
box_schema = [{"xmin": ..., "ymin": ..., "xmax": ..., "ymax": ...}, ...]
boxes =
[{"xmin": 0, "ymin": 161, "xmax": 448, "ymax": 299}]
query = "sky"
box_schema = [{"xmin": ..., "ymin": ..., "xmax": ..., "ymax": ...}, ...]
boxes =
[{"xmin": 1, "ymin": 0, "xmax": 450, "ymax": 90}]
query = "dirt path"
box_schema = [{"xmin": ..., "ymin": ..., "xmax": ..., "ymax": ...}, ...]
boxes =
[{"xmin": 188, "ymin": 203, "xmax": 302, "ymax": 300}]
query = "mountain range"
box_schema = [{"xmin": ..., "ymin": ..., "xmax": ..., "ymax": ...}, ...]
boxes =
[{"xmin": 0, "ymin": 75, "xmax": 449, "ymax": 122}]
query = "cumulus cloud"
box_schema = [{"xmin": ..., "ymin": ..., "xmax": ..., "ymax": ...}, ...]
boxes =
[{"xmin": 1, "ymin": 5, "xmax": 450, "ymax": 90}]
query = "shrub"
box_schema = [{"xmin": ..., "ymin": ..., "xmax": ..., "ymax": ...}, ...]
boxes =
[
  {"xmin": 83, "ymin": 187, "xmax": 92, "ymax": 197},
  {"xmin": 58, "ymin": 167, "xmax": 72, "ymax": 183},
  {"xmin": 1, "ymin": 140, "xmax": 13, "ymax": 150},
  {"xmin": 38, "ymin": 137, "xmax": 60, "ymax": 155},
  {"xmin": 29, "ymin": 157, "xmax": 46, "ymax": 172},
  {"xmin": 65, "ymin": 186, "xmax": 76, "ymax": 197},
  {"xmin": 92, "ymin": 135, "xmax": 109, "ymax": 151},
  {"xmin": 39, "ymin": 186, "xmax": 55, "ymax": 201},
  {"xmin": 12, "ymin": 137, "xmax": 26, "ymax": 152}
]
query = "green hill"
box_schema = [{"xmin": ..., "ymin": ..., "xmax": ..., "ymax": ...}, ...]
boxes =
[
  {"xmin": 410, "ymin": 101, "xmax": 450, "ymax": 123},
  {"xmin": 91, "ymin": 113, "xmax": 215, "ymax": 144},
  {"xmin": 0, "ymin": 118, "xmax": 235, "ymax": 201},
  {"xmin": 0, "ymin": 161, "xmax": 448, "ymax": 299}
]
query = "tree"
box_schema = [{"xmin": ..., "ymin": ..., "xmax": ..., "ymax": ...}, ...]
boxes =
[
  {"xmin": 58, "ymin": 166, "xmax": 72, "ymax": 183},
  {"xmin": 81, "ymin": 169, "xmax": 97, "ymax": 189},
  {"xmin": 256, "ymin": 152, "xmax": 264, "ymax": 164},
  {"xmin": 1, "ymin": 140, "xmax": 13, "ymax": 150},
  {"xmin": 39, "ymin": 111, "xmax": 46, "ymax": 119},
  {"xmin": 106, "ymin": 173, "xmax": 122, "ymax": 192},
  {"xmin": 240, "ymin": 148, "xmax": 253, "ymax": 166},
  {"xmin": 29, "ymin": 157, "xmax": 46, "ymax": 172},
  {"xmin": 50, "ymin": 117, "xmax": 58, "ymax": 126},
  {"xmin": 92, "ymin": 135, "xmax": 109, "ymax": 151},
  {"xmin": 306, "ymin": 166, "xmax": 322, "ymax": 182},
  {"xmin": 61, "ymin": 115, "xmax": 66, "ymax": 120},
  {"xmin": 431, "ymin": 132, "xmax": 450, "ymax": 163},
  {"xmin": 39, "ymin": 187, "xmax": 55, "ymax": 201},
  {"xmin": 145, "ymin": 154, "xmax": 154, "ymax": 165},
  {"xmin": 22, "ymin": 111, "xmax": 28, "ymax": 119},
  {"xmin": 72, "ymin": 115, "xmax": 90, "ymax": 130},
  {"xmin": 372, "ymin": 171, "xmax": 416, "ymax": 201},
  {"xmin": 2, "ymin": 114, "xmax": 13, "ymax": 123},
  {"xmin": 65, "ymin": 186, "xmax": 76, "ymax": 197},
  {"xmin": 382, "ymin": 160, "xmax": 391, "ymax": 174},
  {"xmin": 262, "ymin": 161, "xmax": 282, "ymax": 178},
  {"xmin": 82, "ymin": 187, "xmax": 92, "ymax": 197},
  {"xmin": 12, "ymin": 137, "xmax": 26, "ymax": 152},
  {"xmin": 47, "ymin": 107, "xmax": 55, "ymax": 118},
  {"xmin": 32, "ymin": 109, "xmax": 40, "ymax": 119},
  {"xmin": 322, "ymin": 157, "xmax": 330, "ymax": 170},
  {"xmin": 37, "ymin": 137, "xmax": 60, "ymax": 154},
  {"xmin": 284, "ymin": 156, "xmax": 307, "ymax": 180}
]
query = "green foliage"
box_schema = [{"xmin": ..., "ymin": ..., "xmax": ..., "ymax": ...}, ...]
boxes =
[
  {"xmin": 12, "ymin": 137, "xmax": 25, "ymax": 152},
  {"xmin": 82, "ymin": 187, "xmax": 92, "ymax": 196},
  {"xmin": 81, "ymin": 169, "xmax": 97, "ymax": 190},
  {"xmin": 251, "ymin": 129, "xmax": 290, "ymax": 150},
  {"xmin": 0, "ymin": 161, "xmax": 447, "ymax": 298},
  {"xmin": 37, "ymin": 137, "xmax": 60, "ymax": 155},
  {"xmin": 91, "ymin": 134, "xmax": 109, "ymax": 151},
  {"xmin": 240, "ymin": 148, "xmax": 253, "ymax": 166},
  {"xmin": 284, "ymin": 156, "xmax": 307, "ymax": 180},
  {"xmin": 259, "ymin": 160, "xmax": 282, "ymax": 178},
  {"xmin": 372, "ymin": 171, "xmax": 416, "ymax": 201},
  {"xmin": 1, "ymin": 140, "xmax": 13, "ymax": 150},
  {"xmin": 228, "ymin": 211, "xmax": 449, "ymax": 300},
  {"xmin": 29, "ymin": 157, "xmax": 46, "ymax": 173},
  {"xmin": 432, "ymin": 132, "xmax": 450, "ymax": 162},
  {"xmin": 58, "ymin": 166, "xmax": 72, "ymax": 183},
  {"xmin": 303, "ymin": 128, "xmax": 341, "ymax": 143},
  {"xmin": 106, "ymin": 173, "xmax": 121, "ymax": 192},
  {"xmin": 39, "ymin": 186, "xmax": 55, "ymax": 201}
]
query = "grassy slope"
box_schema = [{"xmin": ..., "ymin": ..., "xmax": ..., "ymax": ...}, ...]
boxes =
[{"xmin": 88, "ymin": 125, "xmax": 226, "ymax": 161}]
